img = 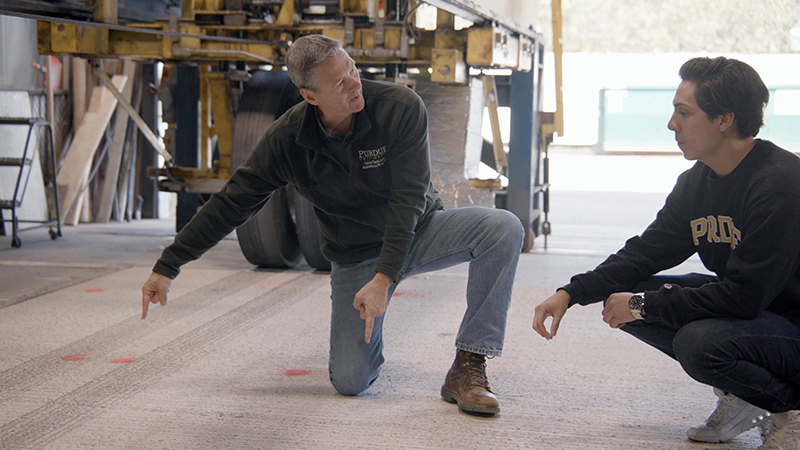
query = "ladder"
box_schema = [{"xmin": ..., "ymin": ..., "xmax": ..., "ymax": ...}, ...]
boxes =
[{"xmin": 0, "ymin": 118, "xmax": 61, "ymax": 247}]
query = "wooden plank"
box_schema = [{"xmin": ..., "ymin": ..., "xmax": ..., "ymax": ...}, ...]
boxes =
[
  {"xmin": 95, "ymin": 70, "xmax": 171, "ymax": 163},
  {"xmin": 96, "ymin": 59, "xmax": 136, "ymax": 223},
  {"xmin": 79, "ymin": 186, "xmax": 92, "ymax": 223},
  {"xmin": 57, "ymin": 74, "xmax": 127, "ymax": 224},
  {"xmin": 72, "ymin": 58, "xmax": 87, "ymax": 139},
  {"xmin": 124, "ymin": 135, "xmax": 136, "ymax": 220}
]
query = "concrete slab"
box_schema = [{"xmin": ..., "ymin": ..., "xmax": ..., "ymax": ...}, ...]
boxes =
[{"xmin": 0, "ymin": 152, "xmax": 766, "ymax": 449}]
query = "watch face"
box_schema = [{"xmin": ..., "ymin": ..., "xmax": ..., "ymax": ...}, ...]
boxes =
[{"xmin": 629, "ymin": 294, "xmax": 644, "ymax": 310}]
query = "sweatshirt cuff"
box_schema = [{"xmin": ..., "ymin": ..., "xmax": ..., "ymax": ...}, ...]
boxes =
[
  {"xmin": 561, "ymin": 282, "xmax": 585, "ymax": 307},
  {"xmin": 374, "ymin": 263, "xmax": 399, "ymax": 283},
  {"xmin": 642, "ymin": 289, "xmax": 664, "ymax": 319},
  {"xmin": 153, "ymin": 260, "xmax": 180, "ymax": 280}
]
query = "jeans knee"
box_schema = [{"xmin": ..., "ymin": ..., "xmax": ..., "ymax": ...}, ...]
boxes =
[
  {"xmin": 328, "ymin": 347, "xmax": 383, "ymax": 396},
  {"xmin": 329, "ymin": 365, "xmax": 379, "ymax": 396},
  {"xmin": 674, "ymin": 322, "xmax": 719, "ymax": 382},
  {"xmin": 331, "ymin": 379, "xmax": 367, "ymax": 397},
  {"xmin": 492, "ymin": 209, "xmax": 525, "ymax": 246}
]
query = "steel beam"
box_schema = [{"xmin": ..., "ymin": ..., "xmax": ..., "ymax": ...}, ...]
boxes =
[{"xmin": 505, "ymin": 46, "xmax": 542, "ymax": 250}]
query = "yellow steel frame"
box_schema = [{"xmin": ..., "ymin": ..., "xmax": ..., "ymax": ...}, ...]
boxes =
[
  {"xmin": 201, "ymin": 67, "xmax": 234, "ymax": 178},
  {"xmin": 38, "ymin": 0, "xmax": 547, "ymax": 189}
]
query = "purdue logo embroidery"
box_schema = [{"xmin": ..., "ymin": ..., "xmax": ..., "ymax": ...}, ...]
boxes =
[
  {"xmin": 358, "ymin": 146, "xmax": 387, "ymax": 169},
  {"xmin": 690, "ymin": 215, "xmax": 741, "ymax": 250}
]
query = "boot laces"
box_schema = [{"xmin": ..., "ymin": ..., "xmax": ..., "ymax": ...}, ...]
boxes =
[
  {"xmin": 705, "ymin": 393, "xmax": 739, "ymax": 427},
  {"xmin": 461, "ymin": 353, "xmax": 492, "ymax": 392}
]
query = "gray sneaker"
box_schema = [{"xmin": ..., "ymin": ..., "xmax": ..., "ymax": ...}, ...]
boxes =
[{"xmin": 688, "ymin": 388, "xmax": 771, "ymax": 443}]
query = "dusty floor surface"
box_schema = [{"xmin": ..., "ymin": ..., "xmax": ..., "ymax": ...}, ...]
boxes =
[{"xmin": 0, "ymin": 153, "xmax": 768, "ymax": 449}]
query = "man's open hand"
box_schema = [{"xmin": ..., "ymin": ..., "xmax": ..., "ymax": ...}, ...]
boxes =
[{"xmin": 532, "ymin": 289, "xmax": 571, "ymax": 340}]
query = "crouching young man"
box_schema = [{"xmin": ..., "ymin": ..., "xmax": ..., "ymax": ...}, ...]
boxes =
[{"xmin": 533, "ymin": 56, "xmax": 800, "ymax": 448}]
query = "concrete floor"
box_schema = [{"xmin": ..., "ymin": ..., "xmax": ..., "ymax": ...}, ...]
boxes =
[{"xmin": 0, "ymin": 152, "xmax": 768, "ymax": 449}]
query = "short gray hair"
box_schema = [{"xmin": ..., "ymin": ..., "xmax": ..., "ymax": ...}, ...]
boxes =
[{"xmin": 285, "ymin": 34, "xmax": 343, "ymax": 92}]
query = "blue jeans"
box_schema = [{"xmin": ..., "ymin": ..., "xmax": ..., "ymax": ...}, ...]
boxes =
[
  {"xmin": 620, "ymin": 274, "xmax": 800, "ymax": 413},
  {"xmin": 327, "ymin": 207, "xmax": 524, "ymax": 396}
]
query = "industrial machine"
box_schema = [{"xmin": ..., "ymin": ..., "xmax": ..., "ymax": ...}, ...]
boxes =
[{"xmin": 2, "ymin": 0, "xmax": 561, "ymax": 269}]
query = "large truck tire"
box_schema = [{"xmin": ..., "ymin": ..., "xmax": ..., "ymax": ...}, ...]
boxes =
[
  {"xmin": 294, "ymin": 193, "xmax": 331, "ymax": 271},
  {"xmin": 231, "ymin": 70, "xmax": 304, "ymax": 268},
  {"xmin": 236, "ymin": 186, "xmax": 301, "ymax": 268}
]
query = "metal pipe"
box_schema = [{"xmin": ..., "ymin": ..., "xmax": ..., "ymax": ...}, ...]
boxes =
[{"xmin": 172, "ymin": 47, "xmax": 277, "ymax": 64}]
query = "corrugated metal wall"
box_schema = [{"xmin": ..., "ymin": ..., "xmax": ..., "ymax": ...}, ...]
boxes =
[{"xmin": 0, "ymin": 16, "xmax": 43, "ymax": 91}]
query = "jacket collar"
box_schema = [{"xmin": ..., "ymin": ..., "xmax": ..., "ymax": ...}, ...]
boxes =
[{"xmin": 295, "ymin": 98, "xmax": 373, "ymax": 150}]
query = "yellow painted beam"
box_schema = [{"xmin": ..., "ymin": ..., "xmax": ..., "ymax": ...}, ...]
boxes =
[
  {"xmin": 206, "ymin": 73, "xmax": 234, "ymax": 177},
  {"xmin": 482, "ymin": 75, "xmax": 507, "ymax": 171},
  {"xmin": 551, "ymin": 0, "xmax": 565, "ymax": 137},
  {"xmin": 275, "ymin": 0, "xmax": 295, "ymax": 26},
  {"xmin": 431, "ymin": 49, "xmax": 466, "ymax": 84}
]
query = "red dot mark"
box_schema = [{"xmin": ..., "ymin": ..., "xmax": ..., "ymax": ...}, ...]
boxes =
[
  {"xmin": 110, "ymin": 357, "xmax": 136, "ymax": 364},
  {"xmin": 392, "ymin": 292, "xmax": 403, "ymax": 297},
  {"xmin": 284, "ymin": 369, "xmax": 310, "ymax": 376},
  {"xmin": 85, "ymin": 288, "xmax": 104, "ymax": 293},
  {"xmin": 62, "ymin": 354, "xmax": 86, "ymax": 362}
]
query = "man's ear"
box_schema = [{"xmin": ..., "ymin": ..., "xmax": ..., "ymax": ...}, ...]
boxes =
[
  {"xmin": 717, "ymin": 112, "xmax": 736, "ymax": 133},
  {"xmin": 300, "ymin": 88, "xmax": 319, "ymax": 106}
]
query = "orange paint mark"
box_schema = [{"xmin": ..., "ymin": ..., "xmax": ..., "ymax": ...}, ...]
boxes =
[
  {"xmin": 260, "ymin": 284, "xmax": 278, "ymax": 290},
  {"xmin": 62, "ymin": 354, "xmax": 86, "ymax": 362},
  {"xmin": 85, "ymin": 288, "xmax": 104, "ymax": 293},
  {"xmin": 392, "ymin": 292, "xmax": 403, "ymax": 297},
  {"xmin": 284, "ymin": 369, "xmax": 310, "ymax": 376},
  {"xmin": 110, "ymin": 357, "xmax": 136, "ymax": 364}
]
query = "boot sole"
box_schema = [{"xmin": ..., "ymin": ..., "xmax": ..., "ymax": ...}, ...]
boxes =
[{"xmin": 440, "ymin": 386, "xmax": 500, "ymax": 415}]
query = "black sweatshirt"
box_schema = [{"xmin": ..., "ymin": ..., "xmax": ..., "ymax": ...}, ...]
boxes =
[
  {"xmin": 562, "ymin": 140, "xmax": 800, "ymax": 327},
  {"xmin": 154, "ymin": 79, "xmax": 443, "ymax": 281}
]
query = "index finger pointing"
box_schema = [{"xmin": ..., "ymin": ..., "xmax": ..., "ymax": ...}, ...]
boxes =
[
  {"xmin": 141, "ymin": 292, "xmax": 152, "ymax": 319},
  {"xmin": 364, "ymin": 315, "xmax": 374, "ymax": 344}
]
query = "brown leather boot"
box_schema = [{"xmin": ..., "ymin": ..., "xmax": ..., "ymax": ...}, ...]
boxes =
[{"xmin": 440, "ymin": 350, "xmax": 500, "ymax": 415}]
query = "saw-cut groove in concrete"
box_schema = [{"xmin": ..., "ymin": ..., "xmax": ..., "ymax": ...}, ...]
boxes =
[
  {"xmin": 0, "ymin": 270, "xmax": 273, "ymax": 393},
  {"xmin": 0, "ymin": 271, "xmax": 329, "ymax": 450}
]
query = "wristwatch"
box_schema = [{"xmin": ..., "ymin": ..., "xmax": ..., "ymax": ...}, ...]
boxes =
[{"xmin": 629, "ymin": 293, "xmax": 646, "ymax": 320}]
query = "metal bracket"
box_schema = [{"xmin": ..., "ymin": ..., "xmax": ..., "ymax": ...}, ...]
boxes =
[{"xmin": 344, "ymin": 16, "xmax": 355, "ymax": 45}]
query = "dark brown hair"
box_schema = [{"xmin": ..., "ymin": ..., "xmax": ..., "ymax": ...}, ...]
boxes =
[{"xmin": 679, "ymin": 56, "xmax": 769, "ymax": 137}]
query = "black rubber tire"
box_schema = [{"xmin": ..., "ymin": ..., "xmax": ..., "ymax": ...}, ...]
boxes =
[
  {"xmin": 232, "ymin": 70, "xmax": 304, "ymax": 268},
  {"xmin": 294, "ymin": 193, "xmax": 331, "ymax": 271},
  {"xmin": 236, "ymin": 186, "xmax": 301, "ymax": 268}
]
